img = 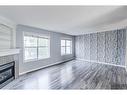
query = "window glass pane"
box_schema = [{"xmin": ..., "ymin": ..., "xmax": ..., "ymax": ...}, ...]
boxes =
[
  {"xmin": 25, "ymin": 48, "xmax": 37, "ymax": 60},
  {"xmin": 66, "ymin": 47, "xmax": 71, "ymax": 54},
  {"xmin": 61, "ymin": 46, "xmax": 66, "ymax": 55},
  {"xmin": 61, "ymin": 40, "xmax": 65, "ymax": 46},
  {"xmin": 24, "ymin": 36, "xmax": 37, "ymax": 47},
  {"xmin": 66, "ymin": 40, "xmax": 71, "ymax": 46},
  {"xmin": 38, "ymin": 38, "xmax": 49, "ymax": 46},
  {"xmin": 38, "ymin": 47, "xmax": 49, "ymax": 59}
]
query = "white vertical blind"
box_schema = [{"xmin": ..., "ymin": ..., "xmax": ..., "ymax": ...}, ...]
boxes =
[
  {"xmin": 24, "ymin": 32, "xmax": 50, "ymax": 61},
  {"xmin": 61, "ymin": 39, "xmax": 72, "ymax": 55},
  {"xmin": 0, "ymin": 24, "xmax": 12, "ymax": 49}
]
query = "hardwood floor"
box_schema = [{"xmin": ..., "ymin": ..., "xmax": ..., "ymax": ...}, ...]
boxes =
[{"xmin": 2, "ymin": 60, "xmax": 127, "ymax": 89}]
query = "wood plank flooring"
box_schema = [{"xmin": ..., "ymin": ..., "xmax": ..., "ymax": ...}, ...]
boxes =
[{"xmin": 2, "ymin": 60, "xmax": 127, "ymax": 89}]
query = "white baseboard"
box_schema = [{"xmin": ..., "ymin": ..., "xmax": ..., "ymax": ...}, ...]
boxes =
[
  {"xmin": 20, "ymin": 58, "xmax": 126, "ymax": 75},
  {"xmin": 19, "ymin": 57, "xmax": 75, "ymax": 75},
  {"xmin": 76, "ymin": 58, "xmax": 126, "ymax": 68}
]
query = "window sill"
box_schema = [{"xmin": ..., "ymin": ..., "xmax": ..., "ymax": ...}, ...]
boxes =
[
  {"xmin": 61, "ymin": 54, "xmax": 72, "ymax": 56},
  {"xmin": 24, "ymin": 57, "xmax": 50, "ymax": 63}
]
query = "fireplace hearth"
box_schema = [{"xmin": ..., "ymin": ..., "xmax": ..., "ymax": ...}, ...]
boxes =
[{"xmin": 0, "ymin": 61, "xmax": 15, "ymax": 88}]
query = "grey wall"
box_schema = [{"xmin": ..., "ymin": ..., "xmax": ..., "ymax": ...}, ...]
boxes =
[
  {"xmin": 76, "ymin": 29, "xmax": 126, "ymax": 66},
  {"xmin": 16, "ymin": 25, "xmax": 75, "ymax": 74}
]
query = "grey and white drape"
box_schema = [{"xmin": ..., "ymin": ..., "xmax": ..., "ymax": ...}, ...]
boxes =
[{"xmin": 75, "ymin": 29, "xmax": 126, "ymax": 66}]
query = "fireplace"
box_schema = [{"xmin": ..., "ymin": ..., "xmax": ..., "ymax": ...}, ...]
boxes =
[{"xmin": 0, "ymin": 61, "xmax": 15, "ymax": 88}]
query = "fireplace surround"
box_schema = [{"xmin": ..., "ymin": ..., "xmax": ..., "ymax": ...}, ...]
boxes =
[
  {"xmin": 0, "ymin": 49, "xmax": 20, "ymax": 89},
  {"xmin": 0, "ymin": 61, "xmax": 15, "ymax": 88}
]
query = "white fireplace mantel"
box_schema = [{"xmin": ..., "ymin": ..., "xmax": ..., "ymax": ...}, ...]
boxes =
[{"xmin": 0, "ymin": 49, "xmax": 20, "ymax": 57}]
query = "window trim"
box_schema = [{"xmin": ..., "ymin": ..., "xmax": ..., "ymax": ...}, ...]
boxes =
[
  {"xmin": 23, "ymin": 32, "xmax": 50, "ymax": 63},
  {"xmin": 61, "ymin": 38, "xmax": 72, "ymax": 56}
]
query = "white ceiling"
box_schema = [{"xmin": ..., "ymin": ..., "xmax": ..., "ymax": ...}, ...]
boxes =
[{"xmin": 0, "ymin": 6, "xmax": 127, "ymax": 35}]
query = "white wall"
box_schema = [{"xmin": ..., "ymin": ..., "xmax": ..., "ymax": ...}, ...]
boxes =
[{"xmin": 16, "ymin": 24, "xmax": 75, "ymax": 74}]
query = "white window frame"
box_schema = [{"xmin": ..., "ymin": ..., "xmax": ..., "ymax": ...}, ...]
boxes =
[
  {"xmin": 23, "ymin": 32, "xmax": 50, "ymax": 62},
  {"xmin": 61, "ymin": 38, "xmax": 72, "ymax": 56}
]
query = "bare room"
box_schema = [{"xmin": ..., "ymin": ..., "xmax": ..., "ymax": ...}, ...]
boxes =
[{"xmin": 0, "ymin": 6, "xmax": 127, "ymax": 90}]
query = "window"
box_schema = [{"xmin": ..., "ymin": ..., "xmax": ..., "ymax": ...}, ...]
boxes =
[
  {"xmin": 0, "ymin": 24, "xmax": 13, "ymax": 49},
  {"xmin": 24, "ymin": 34, "xmax": 50, "ymax": 61},
  {"xmin": 61, "ymin": 39, "xmax": 72, "ymax": 55}
]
